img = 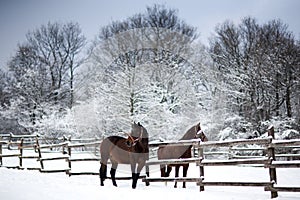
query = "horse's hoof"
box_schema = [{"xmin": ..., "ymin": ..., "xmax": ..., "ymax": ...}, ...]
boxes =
[
  {"xmin": 113, "ymin": 184, "xmax": 118, "ymax": 187},
  {"xmin": 100, "ymin": 183, "xmax": 104, "ymax": 186}
]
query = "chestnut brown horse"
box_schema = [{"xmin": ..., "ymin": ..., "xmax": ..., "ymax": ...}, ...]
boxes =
[
  {"xmin": 99, "ymin": 122, "xmax": 149, "ymax": 189},
  {"xmin": 157, "ymin": 122, "xmax": 208, "ymax": 188}
]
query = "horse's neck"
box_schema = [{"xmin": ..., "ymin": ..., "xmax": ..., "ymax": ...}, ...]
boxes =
[
  {"xmin": 132, "ymin": 127, "xmax": 148, "ymax": 138},
  {"xmin": 180, "ymin": 127, "xmax": 195, "ymax": 140}
]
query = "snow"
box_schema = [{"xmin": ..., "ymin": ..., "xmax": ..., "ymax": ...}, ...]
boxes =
[
  {"xmin": 1, "ymin": 163, "xmax": 300, "ymax": 200},
  {"xmin": 281, "ymin": 129, "xmax": 300, "ymax": 140},
  {"xmin": 1, "ymin": 148, "xmax": 300, "ymax": 200}
]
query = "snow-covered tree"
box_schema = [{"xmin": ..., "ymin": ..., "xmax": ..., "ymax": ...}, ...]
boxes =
[
  {"xmin": 79, "ymin": 4, "xmax": 210, "ymax": 139},
  {"xmin": 210, "ymin": 17, "xmax": 300, "ymax": 134},
  {"xmin": 3, "ymin": 22, "xmax": 86, "ymax": 134}
]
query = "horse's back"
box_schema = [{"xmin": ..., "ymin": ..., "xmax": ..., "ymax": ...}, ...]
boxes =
[
  {"xmin": 158, "ymin": 145, "xmax": 192, "ymax": 160},
  {"xmin": 100, "ymin": 136, "xmax": 124, "ymax": 158},
  {"xmin": 100, "ymin": 135, "xmax": 132, "ymax": 164},
  {"xmin": 101, "ymin": 136, "xmax": 119, "ymax": 151}
]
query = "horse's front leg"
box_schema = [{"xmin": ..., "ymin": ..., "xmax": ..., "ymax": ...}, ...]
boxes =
[
  {"xmin": 110, "ymin": 161, "xmax": 118, "ymax": 187},
  {"xmin": 133, "ymin": 161, "xmax": 145, "ymax": 189},
  {"xmin": 131, "ymin": 163, "xmax": 137, "ymax": 189}
]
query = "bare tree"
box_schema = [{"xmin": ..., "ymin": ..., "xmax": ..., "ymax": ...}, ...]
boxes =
[
  {"xmin": 5, "ymin": 21, "xmax": 86, "ymax": 132},
  {"xmin": 25, "ymin": 22, "xmax": 86, "ymax": 107}
]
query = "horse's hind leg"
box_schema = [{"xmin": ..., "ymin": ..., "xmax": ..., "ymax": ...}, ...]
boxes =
[
  {"xmin": 100, "ymin": 138, "xmax": 110, "ymax": 186},
  {"xmin": 99, "ymin": 163, "xmax": 107, "ymax": 186},
  {"xmin": 146, "ymin": 165, "xmax": 150, "ymax": 177},
  {"xmin": 174, "ymin": 165, "xmax": 180, "ymax": 188},
  {"xmin": 110, "ymin": 161, "xmax": 118, "ymax": 187},
  {"xmin": 160, "ymin": 164, "xmax": 166, "ymax": 177},
  {"xmin": 182, "ymin": 164, "xmax": 189, "ymax": 188},
  {"xmin": 166, "ymin": 165, "xmax": 172, "ymax": 177},
  {"xmin": 145, "ymin": 165, "xmax": 150, "ymax": 186}
]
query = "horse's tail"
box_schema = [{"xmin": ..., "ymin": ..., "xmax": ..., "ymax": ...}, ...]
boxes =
[{"xmin": 100, "ymin": 137, "xmax": 111, "ymax": 164}]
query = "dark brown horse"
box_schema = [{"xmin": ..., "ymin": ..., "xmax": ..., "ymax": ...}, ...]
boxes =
[
  {"xmin": 99, "ymin": 122, "xmax": 149, "ymax": 189},
  {"xmin": 157, "ymin": 122, "xmax": 208, "ymax": 188}
]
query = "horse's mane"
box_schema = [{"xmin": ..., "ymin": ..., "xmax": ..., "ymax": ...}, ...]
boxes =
[
  {"xmin": 180, "ymin": 123, "xmax": 200, "ymax": 140},
  {"xmin": 106, "ymin": 135, "xmax": 124, "ymax": 145}
]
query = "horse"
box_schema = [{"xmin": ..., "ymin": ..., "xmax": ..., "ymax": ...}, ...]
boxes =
[
  {"xmin": 99, "ymin": 122, "xmax": 149, "ymax": 189},
  {"xmin": 157, "ymin": 122, "xmax": 208, "ymax": 188}
]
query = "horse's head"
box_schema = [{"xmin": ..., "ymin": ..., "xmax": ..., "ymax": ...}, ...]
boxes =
[
  {"xmin": 131, "ymin": 121, "xmax": 148, "ymax": 140},
  {"xmin": 121, "ymin": 122, "xmax": 147, "ymax": 148},
  {"xmin": 194, "ymin": 123, "xmax": 208, "ymax": 142}
]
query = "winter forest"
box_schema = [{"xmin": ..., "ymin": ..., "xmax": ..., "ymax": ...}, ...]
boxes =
[{"xmin": 0, "ymin": 4, "xmax": 299, "ymax": 141}]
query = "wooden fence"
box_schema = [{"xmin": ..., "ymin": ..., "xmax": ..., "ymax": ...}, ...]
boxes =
[
  {"xmin": 0, "ymin": 134, "xmax": 102, "ymax": 174},
  {"xmin": 1, "ymin": 127, "xmax": 300, "ymax": 198},
  {"xmin": 143, "ymin": 126, "xmax": 300, "ymax": 198},
  {"xmin": 0, "ymin": 133, "xmax": 39, "ymax": 169}
]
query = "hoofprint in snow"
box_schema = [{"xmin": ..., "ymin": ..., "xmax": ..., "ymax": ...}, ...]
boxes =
[{"xmin": 1, "ymin": 163, "xmax": 300, "ymax": 200}]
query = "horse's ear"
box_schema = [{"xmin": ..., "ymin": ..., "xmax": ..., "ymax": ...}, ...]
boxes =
[{"xmin": 138, "ymin": 122, "xmax": 141, "ymax": 126}]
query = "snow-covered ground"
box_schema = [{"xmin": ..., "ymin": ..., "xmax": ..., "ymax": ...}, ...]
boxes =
[
  {"xmin": 1, "ymin": 162, "xmax": 300, "ymax": 200},
  {"xmin": 1, "ymin": 149, "xmax": 300, "ymax": 199}
]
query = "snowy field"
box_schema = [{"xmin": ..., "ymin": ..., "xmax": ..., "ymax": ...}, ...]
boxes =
[{"xmin": 1, "ymin": 162, "xmax": 300, "ymax": 200}]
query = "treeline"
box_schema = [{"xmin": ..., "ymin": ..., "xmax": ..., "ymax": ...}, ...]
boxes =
[
  {"xmin": 210, "ymin": 17, "xmax": 300, "ymax": 132},
  {"xmin": 0, "ymin": 4, "xmax": 299, "ymax": 138}
]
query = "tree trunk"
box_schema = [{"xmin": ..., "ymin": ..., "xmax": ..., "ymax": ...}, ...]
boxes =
[{"xmin": 286, "ymin": 85, "xmax": 292, "ymax": 118}]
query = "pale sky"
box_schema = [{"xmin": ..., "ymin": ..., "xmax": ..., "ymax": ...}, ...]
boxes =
[{"xmin": 0, "ymin": 0, "xmax": 299, "ymax": 70}]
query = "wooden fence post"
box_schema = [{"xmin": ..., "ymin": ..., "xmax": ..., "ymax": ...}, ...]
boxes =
[
  {"xmin": 268, "ymin": 125, "xmax": 278, "ymax": 198},
  {"xmin": 94, "ymin": 137, "xmax": 98, "ymax": 155},
  {"xmin": 67, "ymin": 143, "xmax": 72, "ymax": 174},
  {"xmin": 62, "ymin": 135, "xmax": 67, "ymax": 154},
  {"xmin": 8, "ymin": 133, "xmax": 13, "ymax": 150},
  {"xmin": 0, "ymin": 136, "xmax": 3, "ymax": 165},
  {"xmin": 34, "ymin": 135, "xmax": 39, "ymax": 153},
  {"xmin": 36, "ymin": 137, "xmax": 44, "ymax": 169},
  {"xmin": 198, "ymin": 146, "xmax": 205, "ymax": 191},
  {"xmin": 19, "ymin": 138, "xmax": 24, "ymax": 168}
]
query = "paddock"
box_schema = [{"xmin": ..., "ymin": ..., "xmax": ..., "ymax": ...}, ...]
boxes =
[
  {"xmin": 1, "ymin": 127, "xmax": 300, "ymax": 198},
  {"xmin": 1, "ymin": 163, "xmax": 300, "ymax": 200}
]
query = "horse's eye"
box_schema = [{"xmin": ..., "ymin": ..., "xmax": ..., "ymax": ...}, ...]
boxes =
[{"xmin": 126, "ymin": 141, "xmax": 132, "ymax": 147}]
